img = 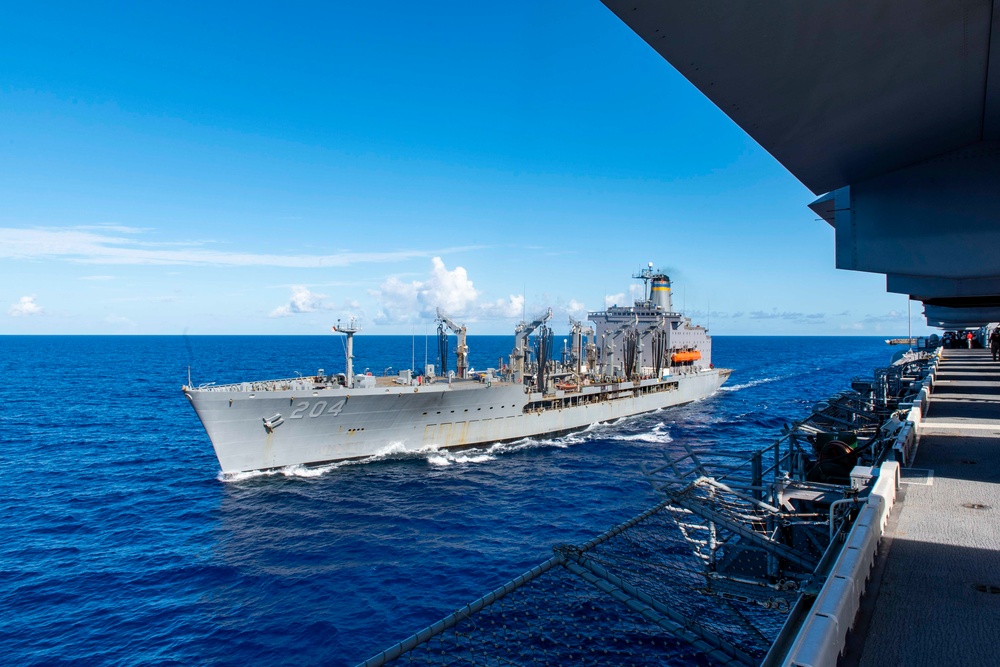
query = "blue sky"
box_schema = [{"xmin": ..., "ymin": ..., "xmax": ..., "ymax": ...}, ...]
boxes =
[{"xmin": 1, "ymin": 1, "xmax": 929, "ymax": 336}]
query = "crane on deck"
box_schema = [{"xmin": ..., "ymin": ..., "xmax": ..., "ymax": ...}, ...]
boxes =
[
  {"xmin": 435, "ymin": 308, "xmax": 469, "ymax": 379},
  {"xmin": 568, "ymin": 316, "xmax": 596, "ymax": 378},
  {"xmin": 510, "ymin": 308, "xmax": 552, "ymax": 384}
]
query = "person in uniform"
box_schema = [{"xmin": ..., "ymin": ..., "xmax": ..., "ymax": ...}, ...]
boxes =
[{"xmin": 990, "ymin": 328, "xmax": 1000, "ymax": 361}]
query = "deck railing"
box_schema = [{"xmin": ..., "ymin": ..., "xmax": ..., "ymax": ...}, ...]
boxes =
[{"xmin": 187, "ymin": 378, "xmax": 323, "ymax": 393}]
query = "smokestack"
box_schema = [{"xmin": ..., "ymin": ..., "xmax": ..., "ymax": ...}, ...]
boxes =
[{"xmin": 651, "ymin": 274, "xmax": 672, "ymax": 311}]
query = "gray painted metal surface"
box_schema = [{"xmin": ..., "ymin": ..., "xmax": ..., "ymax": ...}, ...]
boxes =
[
  {"xmin": 186, "ymin": 370, "xmax": 728, "ymax": 474},
  {"xmin": 185, "ymin": 267, "xmax": 728, "ymax": 474},
  {"xmin": 599, "ymin": 1, "xmax": 996, "ymax": 196},
  {"xmin": 849, "ymin": 348, "xmax": 1000, "ymax": 665},
  {"xmin": 600, "ymin": 1, "xmax": 1000, "ymax": 327}
]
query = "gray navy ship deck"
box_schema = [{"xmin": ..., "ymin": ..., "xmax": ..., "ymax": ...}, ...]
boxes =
[{"xmin": 846, "ymin": 348, "xmax": 1000, "ymax": 666}]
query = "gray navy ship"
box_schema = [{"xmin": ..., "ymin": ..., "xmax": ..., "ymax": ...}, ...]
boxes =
[{"xmin": 184, "ymin": 265, "xmax": 731, "ymax": 475}]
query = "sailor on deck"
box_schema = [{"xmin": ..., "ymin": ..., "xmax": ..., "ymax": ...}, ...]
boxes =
[{"xmin": 989, "ymin": 328, "xmax": 1000, "ymax": 361}]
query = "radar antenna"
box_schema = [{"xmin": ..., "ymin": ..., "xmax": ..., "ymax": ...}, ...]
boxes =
[{"xmin": 632, "ymin": 261, "xmax": 656, "ymax": 304}]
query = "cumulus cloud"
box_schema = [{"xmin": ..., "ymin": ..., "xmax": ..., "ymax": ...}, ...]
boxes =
[
  {"xmin": 9, "ymin": 295, "xmax": 43, "ymax": 317},
  {"xmin": 371, "ymin": 257, "xmax": 549, "ymax": 325},
  {"xmin": 480, "ymin": 293, "xmax": 525, "ymax": 319},
  {"xmin": 566, "ymin": 299, "xmax": 587, "ymax": 318},
  {"xmin": 270, "ymin": 285, "xmax": 330, "ymax": 318},
  {"xmin": 0, "ymin": 225, "xmax": 478, "ymax": 267},
  {"xmin": 426, "ymin": 257, "xmax": 479, "ymax": 314},
  {"xmin": 373, "ymin": 257, "xmax": 481, "ymax": 324},
  {"xmin": 604, "ymin": 285, "xmax": 645, "ymax": 308},
  {"xmin": 604, "ymin": 292, "xmax": 625, "ymax": 308},
  {"xmin": 374, "ymin": 276, "xmax": 420, "ymax": 324}
]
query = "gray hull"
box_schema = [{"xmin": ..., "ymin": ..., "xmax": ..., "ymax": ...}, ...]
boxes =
[{"xmin": 185, "ymin": 368, "xmax": 730, "ymax": 474}]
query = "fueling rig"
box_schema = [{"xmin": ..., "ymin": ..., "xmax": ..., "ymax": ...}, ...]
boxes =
[
  {"xmin": 432, "ymin": 264, "xmax": 716, "ymax": 396},
  {"xmin": 432, "ymin": 264, "xmax": 715, "ymax": 393},
  {"xmin": 435, "ymin": 308, "xmax": 468, "ymax": 379}
]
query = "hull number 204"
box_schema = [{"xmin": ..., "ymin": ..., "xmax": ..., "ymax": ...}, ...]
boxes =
[{"xmin": 290, "ymin": 399, "xmax": 347, "ymax": 419}]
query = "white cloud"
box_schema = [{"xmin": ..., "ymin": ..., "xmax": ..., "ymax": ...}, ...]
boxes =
[
  {"xmin": 77, "ymin": 224, "xmax": 149, "ymax": 234},
  {"xmin": 9, "ymin": 295, "xmax": 43, "ymax": 317},
  {"xmin": 685, "ymin": 309, "xmax": 744, "ymax": 320},
  {"xmin": 862, "ymin": 310, "xmax": 906, "ymax": 324},
  {"xmin": 270, "ymin": 285, "xmax": 329, "ymax": 318},
  {"xmin": 841, "ymin": 309, "xmax": 910, "ymax": 333},
  {"xmin": 372, "ymin": 276, "xmax": 419, "ymax": 324},
  {"xmin": 749, "ymin": 309, "xmax": 826, "ymax": 323},
  {"xmin": 373, "ymin": 257, "xmax": 480, "ymax": 324},
  {"xmin": 0, "ymin": 226, "xmax": 479, "ymax": 268},
  {"xmin": 604, "ymin": 292, "xmax": 625, "ymax": 308},
  {"xmin": 372, "ymin": 257, "xmax": 537, "ymax": 325},
  {"xmin": 426, "ymin": 257, "xmax": 479, "ymax": 314},
  {"xmin": 481, "ymin": 294, "xmax": 525, "ymax": 319}
]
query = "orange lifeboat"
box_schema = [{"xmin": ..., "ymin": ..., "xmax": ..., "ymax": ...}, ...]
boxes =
[{"xmin": 671, "ymin": 350, "xmax": 702, "ymax": 363}]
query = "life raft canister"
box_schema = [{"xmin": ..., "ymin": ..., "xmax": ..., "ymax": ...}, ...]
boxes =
[{"xmin": 671, "ymin": 350, "xmax": 702, "ymax": 364}]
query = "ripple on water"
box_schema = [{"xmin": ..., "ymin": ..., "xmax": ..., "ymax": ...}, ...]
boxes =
[{"xmin": 0, "ymin": 335, "xmax": 893, "ymax": 665}]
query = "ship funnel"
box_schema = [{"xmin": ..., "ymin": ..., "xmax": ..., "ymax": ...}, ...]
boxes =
[{"xmin": 651, "ymin": 274, "xmax": 672, "ymax": 311}]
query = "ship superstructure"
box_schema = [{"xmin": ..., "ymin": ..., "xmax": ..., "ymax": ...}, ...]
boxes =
[
  {"xmin": 588, "ymin": 264, "xmax": 709, "ymax": 379},
  {"xmin": 184, "ymin": 264, "xmax": 730, "ymax": 475}
]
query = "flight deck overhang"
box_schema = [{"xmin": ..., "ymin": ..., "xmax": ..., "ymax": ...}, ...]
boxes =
[
  {"xmin": 886, "ymin": 276, "xmax": 1000, "ymax": 301},
  {"xmin": 813, "ymin": 142, "xmax": 1000, "ymax": 281},
  {"xmin": 601, "ymin": 0, "xmax": 1000, "ymax": 328},
  {"xmin": 924, "ymin": 305, "xmax": 1000, "ymax": 327},
  {"xmin": 926, "ymin": 319, "xmax": 993, "ymax": 329}
]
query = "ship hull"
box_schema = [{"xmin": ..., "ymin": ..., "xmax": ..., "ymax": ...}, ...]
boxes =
[{"xmin": 185, "ymin": 369, "xmax": 730, "ymax": 474}]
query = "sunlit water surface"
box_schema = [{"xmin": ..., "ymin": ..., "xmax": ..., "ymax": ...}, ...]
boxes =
[{"xmin": 0, "ymin": 335, "xmax": 894, "ymax": 665}]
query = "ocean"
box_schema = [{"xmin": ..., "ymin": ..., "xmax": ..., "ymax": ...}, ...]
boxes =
[{"xmin": 1, "ymin": 335, "xmax": 895, "ymax": 665}]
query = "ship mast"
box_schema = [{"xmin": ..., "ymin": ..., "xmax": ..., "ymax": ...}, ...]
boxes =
[
  {"xmin": 332, "ymin": 318, "xmax": 361, "ymax": 387},
  {"xmin": 632, "ymin": 261, "xmax": 655, "ymax": 305}
]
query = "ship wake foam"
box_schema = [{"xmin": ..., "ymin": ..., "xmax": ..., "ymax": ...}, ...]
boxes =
[
  {"xmin": 217, "ymin": 441, "xmax": 420, "ymax": 482},
  {"xmin": 218, "ymin": 464, "xmax": 342, "ymax": 482},
  {"xmin": 426, "ymin": 451, "xmax": 496, "ymax": 466},
  {"xmin": 718, "ymin": 375, "xmax": 784, "ymax": 393},
  {"xmin": 607, "ymin": 422, "xmax": 673, "ymax": 444},
  {"xmin": 500, "ymin": 421, "xmax": 609, "ymax": 450},
  {"xmin": 218, "ymin": 413, "xmax": 678, "ymax": 482}
]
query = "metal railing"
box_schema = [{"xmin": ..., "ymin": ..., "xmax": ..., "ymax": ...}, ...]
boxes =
[
  {"xmin": 354, "ymin": 350, "xmax": 938, "ymax": 666},
  {"xmin": 187, "ymin": 377, "xmax": 324, "ymax": 392}
]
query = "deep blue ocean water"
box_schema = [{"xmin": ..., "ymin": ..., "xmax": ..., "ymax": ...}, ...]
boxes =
[{"xmin": 0, "ymin": 335, "xmax": 896, "ymax": 665}]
